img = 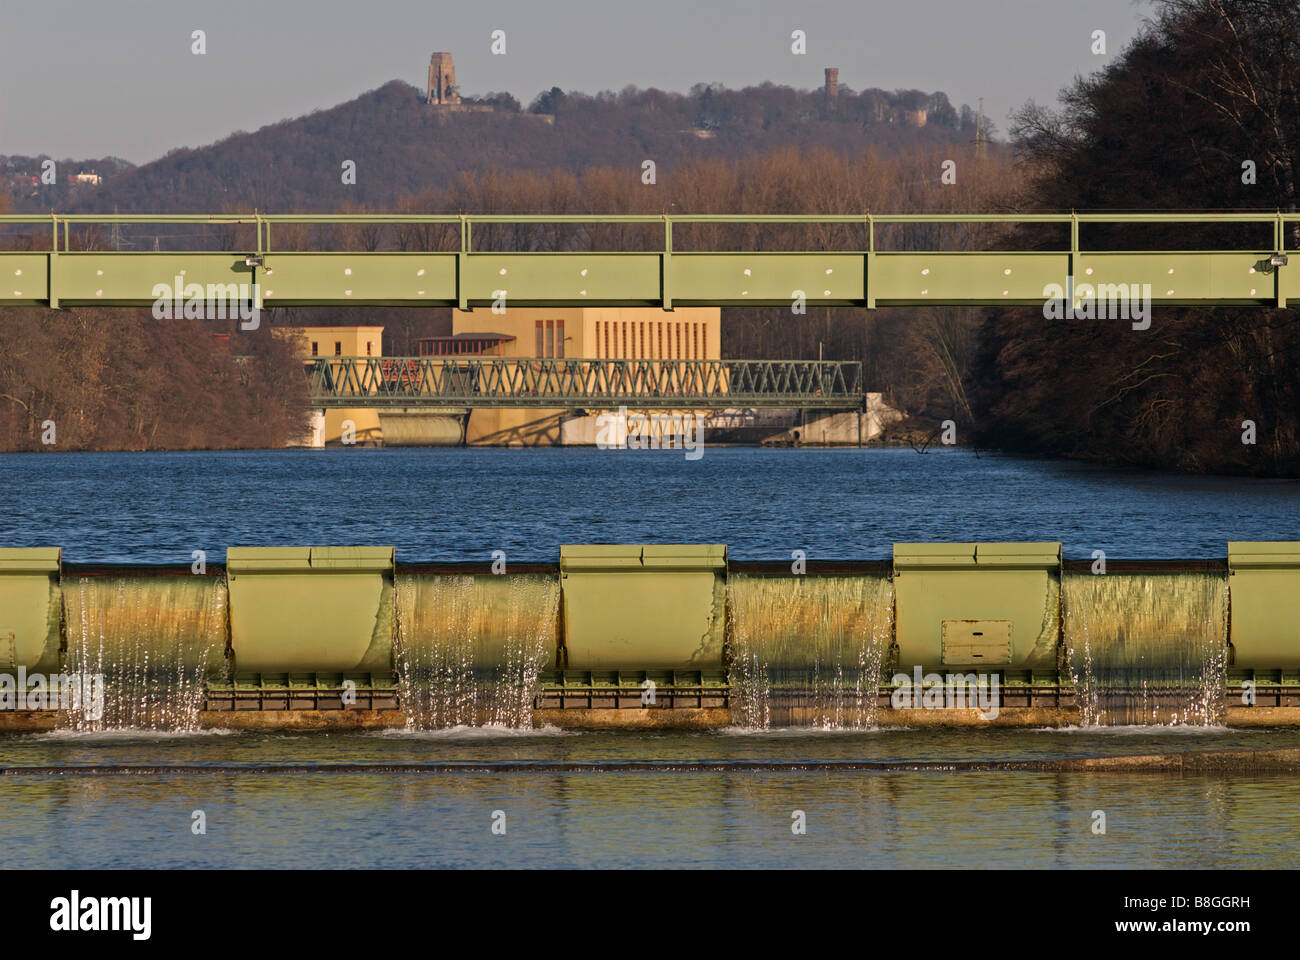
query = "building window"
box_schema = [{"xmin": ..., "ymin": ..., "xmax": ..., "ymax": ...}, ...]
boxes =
[
  {"xmin": 545, "ymin": 320, "xmax": 554, "ymax": 358},
  {"xmin": 311, "ymin": 342, "xmax": 318, "ymax": 357},
  {"xmin": 657, "ymin": 322, "xmax": 663, "ymax": 359},
  {"xmin": 556, "ymin": 318, "xmax": 564, "ymax": 358},
  {"xmin": 366, "ymin": 341, "xmax": 373, "ymax": 356},
  {"xmin": 334, "ymin": 341, "xmax": 342, "ymax": 356}
]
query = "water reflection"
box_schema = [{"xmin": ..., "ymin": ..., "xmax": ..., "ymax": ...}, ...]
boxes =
[{"xmin": 1, "ymin": 768, "xmax": 1293, "ymax": 868}]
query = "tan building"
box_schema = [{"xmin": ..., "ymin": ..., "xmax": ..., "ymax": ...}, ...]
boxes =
[
  {"xmin": 426, "ymin": 307, "xmax": 722, "ymax": 445},
  {"xmin": 438, "ymin": 307, "xmax": 721, "ymax": 362},
  {"xmin": 279, "ymin": 325, "xmax": 384, "ymax": 445},
  {"xmin": 279, "ymin": 310, "xmax": 895, "ymax": 448},
  {"xmin": 279, "ymin": 310, "xmax": 723, "ymax": 447}
]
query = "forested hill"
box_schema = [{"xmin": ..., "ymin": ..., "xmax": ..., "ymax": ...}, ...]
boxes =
[{"xmin": 10, "ymin": 79, "xmax": 984, "ymax": 213}]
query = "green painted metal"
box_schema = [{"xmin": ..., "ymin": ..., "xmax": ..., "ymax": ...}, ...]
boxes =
[
  {"xmin": 226, "ymin": 546, "xmax": 395, "ymax": 674},
  {"xmin": 204, "ymin": 672, "xmax": 399, "ymax": 710},
  {"xmin": 0, "ymin": 547, "xmax": 62, "ymax": 673},
  {"xmin": 9, "ymin": 538, "xmax": 1300, "ymax": 688},
  {"xmin": 2, "ymin": 212, "xmax": 1297, "ymax": 308},
  {"xmin": 1228, "ymin": 542, "xmax": 1300, "ymax": 668},
  {"xmin": 892, "ymin": 542, "xmax": 1063, "ymax": 671},
  {"xmin": 306, "ymin": 357, "xmax": 865, "ymax": 409},
  {"xmin": 559, "ymin": 544, "xmax": 727, "ymax": 670}
]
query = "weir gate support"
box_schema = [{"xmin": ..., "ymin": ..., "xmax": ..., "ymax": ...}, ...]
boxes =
[{"xmin": 3, "ymin": 543, "xmax": 1300, "ymax": 706}]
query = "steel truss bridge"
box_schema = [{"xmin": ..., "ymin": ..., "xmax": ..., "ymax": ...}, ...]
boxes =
[
  {"xmin": 1, "ymin": 212, "xmax": 1297, "ymax": 310},
  {"xmin": 305, "ymin": 357, "xmax": 865, "ymax": 410}
]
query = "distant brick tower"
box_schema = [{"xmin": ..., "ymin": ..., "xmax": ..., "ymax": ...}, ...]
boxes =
[
  {"xmin": 427, "ymin": 52, "xmax": 460, "ymax": 105},
  {"xmin": 824, "ymin": 67, "xmax": 839, "ymax": 104}
]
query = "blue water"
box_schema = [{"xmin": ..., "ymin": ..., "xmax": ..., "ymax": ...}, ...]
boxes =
[{"xmin": 1, "ymin": 447, "xmax": 1296, "ymax": 562}]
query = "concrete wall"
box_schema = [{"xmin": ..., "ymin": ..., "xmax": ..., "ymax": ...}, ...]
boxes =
[
  {"xmin": 751, "ymin": 394, "xmax": 905, "ymax": 445},
  {"xmin": 286, "ymin": 409, "xmax": 326, "ymax": 449},
  {"xmin": 465, "ymin": 408, "xmax": 566, "ymax": 446}
]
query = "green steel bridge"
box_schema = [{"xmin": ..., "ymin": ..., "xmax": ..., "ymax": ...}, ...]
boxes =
[
  {"xmin": 304, "ymin": 357, "xmax": 865, "ymax": 409},
  {"xmin": 1, "ymin": 211, "xmax": 1296, "ymax": 310}
]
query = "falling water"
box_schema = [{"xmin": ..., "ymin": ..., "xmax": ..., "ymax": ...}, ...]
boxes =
[
  {"xmin": 394, "ymin": 573, "xmax": 558, "ymax": 729},
  {"xmin": 728, "ymin": 574, "xmax": 893, "ymax": 728},
  {"xmin": 61, "ymin": 576, "xmax": 228, "ymax": 732},
  {"xmin": 1064, "ymin": 572, "xmax": 1229, "ymax": 726}
]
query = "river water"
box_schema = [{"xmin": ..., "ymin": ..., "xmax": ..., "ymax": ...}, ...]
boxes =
[
  {"xmin": 1, "ymin": 446, "xmax": 1296, "ymax": 561},
  {"xmin": 1, "ymin": 447, "xmax": 1298, "ymax": 868},
  {"xmin": 2, "ymin": 727, "xmax": 1299, "ymax": 869}
]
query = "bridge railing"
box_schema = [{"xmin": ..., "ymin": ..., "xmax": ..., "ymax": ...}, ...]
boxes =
[
  {"xmin": 304, "ymin": 357, "xmax": 865, "ymax": 410},
  {"xmin": 3, "ymin": 211, "xmax": 1298, "ymax": 254}
]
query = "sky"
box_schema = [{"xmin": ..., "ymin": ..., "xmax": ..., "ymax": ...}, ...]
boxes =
[{"xmin": 0, "ymin": 0, "xmax": 1150, "ymax": 164}]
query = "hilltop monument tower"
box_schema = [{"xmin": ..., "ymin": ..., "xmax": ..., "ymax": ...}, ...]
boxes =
[{"xmin": 427, "ymin": 52, "xmax": 460, "ymax": 105}]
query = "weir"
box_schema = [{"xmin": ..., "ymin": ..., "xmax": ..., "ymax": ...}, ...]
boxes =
[
  {"xmin": 728, "ymin": 567, "xmax": 893, "ymax": 728},
  {"xmin": 60, "ymin": 571, "xmax": 228, "ymax": 732},
  {"xmin": 1, "ymin": 542, "xmax": 1299, "ymax": 732},
  {"xmin": 394, "ymin": 571, "xmax": 557, "ymax": 728},
  {"xmin": 1064, "ymin": 566, "xmax": 1229, "ymax": 726}
]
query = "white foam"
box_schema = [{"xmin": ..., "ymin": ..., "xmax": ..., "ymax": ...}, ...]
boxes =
[
  {"xmin": 1031, "ymin": 723, "xmax": 1232, "ymax": 735},
  {"xmin": 25, "ymin": 727, "xmax": 236, "ymax": 742},
  {"xmin": 371, "ymin": 723, "xmax": 575, "ymax": 740},
  {"xmin": 716, "ymin": 724, "xmax": 904, "ymax": 737}
]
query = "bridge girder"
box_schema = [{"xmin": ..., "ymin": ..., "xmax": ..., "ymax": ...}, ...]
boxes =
[
  {"xmin": 1, "ymin": 213, "xmax": 1293, "ymax": 310},
  {"xmin": 303, "ymin": 357, "xmax": 867, "ymax": 410}
]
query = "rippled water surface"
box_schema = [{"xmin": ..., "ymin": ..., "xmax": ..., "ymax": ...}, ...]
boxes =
[
  {"xmin": 2, "ymin": 447, "xmax": 1297, "ymax": 561},
  {"xmin": 2, "ymin": 728, "xmax": 1297, "ymax": 868}
]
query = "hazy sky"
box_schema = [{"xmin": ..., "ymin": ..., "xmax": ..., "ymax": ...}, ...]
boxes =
[{"xmin": 1, "ymin": 0, "xmax": 1150, "ymax": 164}]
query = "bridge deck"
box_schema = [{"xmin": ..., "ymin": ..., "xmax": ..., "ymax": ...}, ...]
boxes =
[{"xmin": 1, "ymin": 212, "xmax": 1295, "ymax": 309}]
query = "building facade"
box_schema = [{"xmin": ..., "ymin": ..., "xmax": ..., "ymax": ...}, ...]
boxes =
[
  {"xmin": 444, "ymin": 307, "xmax": 721, "ymax": 444},
  {"xmin": 280, "ymin": 325, "xmax": 384, "ymax": 444}
]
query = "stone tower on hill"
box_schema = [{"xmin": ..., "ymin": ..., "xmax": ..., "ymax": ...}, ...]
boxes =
[{"xmin": 427, "ymin": 52, "xmax": 460, "ymax": 105}]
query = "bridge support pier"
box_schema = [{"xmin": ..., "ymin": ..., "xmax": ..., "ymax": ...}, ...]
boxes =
[{"xmin": 294, "ymin": 409, "xmax": 326, "ymax": 449}]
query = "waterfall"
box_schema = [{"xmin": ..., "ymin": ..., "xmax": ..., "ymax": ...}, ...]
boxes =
[
  {"xmin": 394, "ymin": 573, "xmax": 558, "ymax": 729},
  {"xmin": 61, "ymin": 576, "xmax": 228, "ymax": 732},
  {"xmin": 1064, "ymin": 572, "xmax": 1228, "ymax": 726},
  {"xmin": 728, "ymin": 574, "xmax": 893, "ymax": 728}
]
